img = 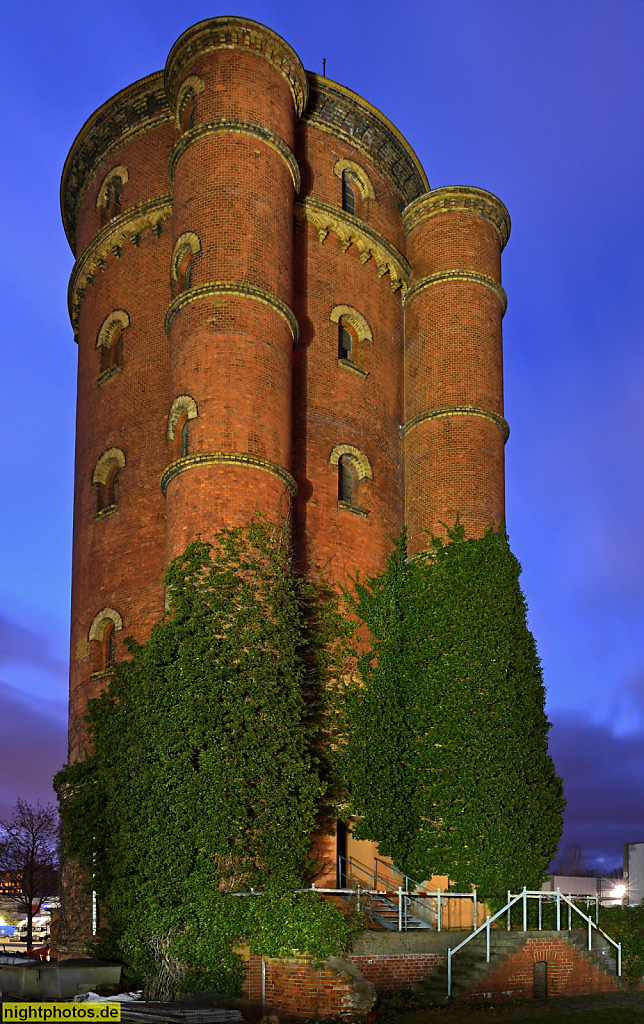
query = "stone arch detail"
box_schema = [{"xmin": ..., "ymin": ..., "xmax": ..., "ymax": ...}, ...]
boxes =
[
  {"xmin": 96, "ymin": 165, "xmax": 129, "ymax": 209},
  {"xmin": 329, "ymin": 443, "xmax": 373, "ymax": 480},
  {"xmin": 329, "ymin": 304, "xmax": 373, "ymax": 343},
  {"xmin": 175, "ymin": 75, "xmax": 205, "ymax": 127},
  {"xmin": 167, "ymin": 395, "xmax": 198, "ymax": 441},
  {"xmin": 92, "ymin": 448, "xmax": 126, "ymax": 486},
  {"xmin": 171, "ymin": 232, "xmax": 201, "ymax": 280},
  {"xmin": 333, "ymin": 159, "xmax": 375, "ymax": 200},
  {"xmin": 88, "ymin": 607, "xmax": 123, "ymax": 642},
  {"xmin": 96, "ymin": 309, "xmax": 130, "ymax": 349}
]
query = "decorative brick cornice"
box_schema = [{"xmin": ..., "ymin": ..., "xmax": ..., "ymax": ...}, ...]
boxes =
[
  {"xmin": 165, "ymin": 17, "xmax": 308, "ymax": 117},
  {"xmin": 164, "ymin": 282, "xmax": 299, "ymax": 342},
  {"xmin": 403, "ymin": 187, "xmax": 511, "ymax": 251},
  {"xmin": 403, "ymin": 405, "xmax": 510, "ymax": 442},
  {"xmin": 405, "ymin": 271, "xmax": 507, "ymax": 315},
  {"xmin": 61, "ymin": 72, "xmax": 172, "ymax": 253},
  {"xmin": 169, "ymin": 118, "xmax": 300, "ymax": 191},
  {"xmin": 68, "ymin": 194, "xmax": 172, "ymax": 337},
  {"xmin": 160, "ymin": 452, "xmax": 298, "ymax": 497},
  {"xmin": 295, "ymin": 197, "xmax": 410, "ymax": 294},
  {"xmin": 304, "ymin": 75, "xmax": 428, "ymax": 206}
]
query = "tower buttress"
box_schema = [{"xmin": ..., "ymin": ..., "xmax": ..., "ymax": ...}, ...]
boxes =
[{"xmin": 403, "ymin": 186, "xmax": 511, "ymax": 554}]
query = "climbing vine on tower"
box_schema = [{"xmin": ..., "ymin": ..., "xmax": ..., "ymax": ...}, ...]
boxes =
[
  {"xmin": 56, "ymin": 520, "xmax": 355, "ymax": 996},
  {"xmin": 340, "ymin": 523, "xmax": 565, "ymax": 898}
]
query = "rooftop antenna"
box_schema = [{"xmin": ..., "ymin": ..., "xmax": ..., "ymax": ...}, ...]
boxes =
[{"xmin": 322, "ymin": 58, "xmax": 326, "ymax": 77}]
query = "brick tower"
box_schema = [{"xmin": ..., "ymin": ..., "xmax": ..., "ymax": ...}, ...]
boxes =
[{"xmin": 61, "ymin": 16, "xmax": 510, "ymax": 946}]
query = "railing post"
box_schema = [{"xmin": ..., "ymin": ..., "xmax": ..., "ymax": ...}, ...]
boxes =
[
  {"xmin": 538, "ymin": 893, "xmax": 542, "ymax": 930},
  {"xmin": 486, "ymin": 918, "xmax": 490, "ymax": 962},
  {"xmin": 473, "ymin": 889, "xmax": 477, "ymax": 932},
  {"xmin": 568, "ymin": 894, "xmax": 572, "ymax": 930},
  {"xmin": 588, "ymin": 911, "xmax": 592, "ymax": 951},
  {"xmin": 357, "ymin": 884, "xmax": 361, "ymax": 913},
  {"xmin": 437, "ymin": 888, "xmax": 442, "ymax": 931},
  {"xmin": 618, "ymin": 942, "xmax": 622, "ymax": 977},
  {"xmin": 595, "ymin": 892, "xmax": 599, "ymax": 924},
  {"xmin": 556, "ymin": 888, "xmax": 561, "ymax": 931},
  {"xmin": 447, "ymin": 949, "xmax": 452, "ymax": 997},
  {"xmin": 398, "ymin": 887, "xmax": 402, "ymax": 932},
  {"xmin": 522, "ymin": 887, "xmax": 527, "ymax": 931},
  {"xmin": 507, "ymin": 890, "xmax": 511, "ymax": 931}
]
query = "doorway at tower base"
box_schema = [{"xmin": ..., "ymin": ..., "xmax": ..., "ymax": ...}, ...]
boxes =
[{"xmin": 311, "ymin": 824, "xmax": 482, "ymax": 930}]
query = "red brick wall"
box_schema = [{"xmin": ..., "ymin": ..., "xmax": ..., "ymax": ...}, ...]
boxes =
[
  {"xmin": 403, "ymin": 189, "xmax": 509, "ymax": 551},
  {"xmin": 462, "ymin": 937, "xmax": 617, "ymax": 1003},
  {"xmin": 349, "ymin": 953, "xmax": 445, "ymax": 991},
  {"xmin": 241, "ymin": 953, "xmax": 359, "ymax": 1017},
  {"xmin": 61, "ymin": 15, "xmax": 512, "ymax": 950}
]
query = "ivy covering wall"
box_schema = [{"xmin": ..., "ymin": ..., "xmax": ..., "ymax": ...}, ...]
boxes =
[
  {"xmin": 56, "ymin": 522, "xmax": 354, "ymax": 996},
  {"xmin": 341, "ymin": 525, "xmax": 565, "ymax": 898},
  {"xmin": 57, "ymin": 519, "xmax": 566, "ymax": 994}
]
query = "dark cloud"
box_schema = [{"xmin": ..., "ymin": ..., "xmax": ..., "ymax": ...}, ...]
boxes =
[
  {"xmin": 549, "ymin": 714, "xmax": 644, "ymax": 869},
  {"xmin": 0, "ymin": 614, "xmax": 67, "ymax": 680},
  {"xmin": 0, "ymin": 679, "xmax": 66, "ymax": 820}
]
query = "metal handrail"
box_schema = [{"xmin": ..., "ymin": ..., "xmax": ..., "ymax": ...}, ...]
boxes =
[{"xmin": 446, "ymin": 887, "xmax": 622, "ymax": 997}]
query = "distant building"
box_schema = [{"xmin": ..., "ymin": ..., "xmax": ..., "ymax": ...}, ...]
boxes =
[
  {"xmin": 543, "ymin": 875, "xmax": 625, "ymax": 906},
  {"xmin": 623, "ymin": 843, "xmax": 644, "ymax": 904}
]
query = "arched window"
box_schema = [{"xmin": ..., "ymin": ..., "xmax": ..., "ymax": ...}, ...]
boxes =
[
  {"xmin": 96, "ymin": 310, "xmax": 129, "ymax": 384},
  {"xmin": 180, "ymin": 95, "xmax": 196, "ymax": 134},
  {"xmin": 338, "ymin": 456, "xmax": 355, "ymax": 503},
  {"xmin": 92, "ymin": 448, "xmax": 126, "ymax": 516},
  {"xmin": 338, "ymin": 323, "xmax": 353, "ymax": 362},
  {"xmin": 89, "ymin": 608, "xmax": 122, "ymax": 674},
  {"xmin": 96, "ymin": 166, "xmax": 129, "ymax": 226},
  {"xmin": 330, "ymin": 443, "xmax": 373, "ymax": 515},
  {"xmin": 334, "ymin": 160, "xmax": 374, "ymax": 221},
  {"xmin": 177, "ymin": 249, "xmax": 193, "ymax": 292},
  {"xmin": 167, "ymin": 395, "xmax": 198, "ymax": 461},
  {"xmin": 171, "ymin": 233, "xmax": 201, "ymax": 295},
  {"xmin": 175, "ymin": 75, "xmax": 205, "ymax": 133},
  {"xmin": 330, "ymin": 305, "xmax": 372, "ymax": 375},
  {"xmin": 342, "ymin": 171, "xmax": 356, "ymax": 216},
  {"xmin": 180, "ymin": 417, "xmax": 190, "ymax": 458}
]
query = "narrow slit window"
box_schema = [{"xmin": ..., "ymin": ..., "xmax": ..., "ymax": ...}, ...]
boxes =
[
  {"xmin": 101, "ymin": 326, "xmax": 123, "ymax": 374},
  {"xmin": 338, "ymin": 457, "xmax": 354, "ymax": 503},
  {"xmin": 338, "ymin": 324, "xmax": 353, "ymax": 361},
  {"xmin": 101, "ymin": 179, "xmax": 122, "ymax": 224},
  {"xmin": 107, "ymin": 623, "xmax": 116, "ymax": 668},
  {"xmin": 177, "ymin": 251, "xmax": 193, "ymax": 293},
  {"xmin": 180, "ymin": 419, "xmax": 190, "ymax": 458},
  {"xmin": 342, "ymin": 171, "xmax": 356, "ymax": 216},
  {"xmin": 180, "ymin": 94, "xmax": 195, "ymax": 134}
]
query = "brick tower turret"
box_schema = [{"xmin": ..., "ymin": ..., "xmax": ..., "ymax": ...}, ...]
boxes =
[{"xmin": 60, "ymin": 16, "xmax": 511, "ymax": 951}]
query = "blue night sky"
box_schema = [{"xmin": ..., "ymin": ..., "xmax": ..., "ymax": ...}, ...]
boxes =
[{"xmin": 2, "ymin": 0, "xmax": 643, "ymax": 870}]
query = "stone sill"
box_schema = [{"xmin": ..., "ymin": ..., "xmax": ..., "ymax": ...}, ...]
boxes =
[
  {"xmin": 338, "ymin": 500, "xmax": 369, "ymax": 518},
  {"xmin": 98, "ymin": 366, "xmax": 121, "ymax": 387},
  {"xmin": 338, "ymin": 359, "xmax": 368, "ymax": 379}
]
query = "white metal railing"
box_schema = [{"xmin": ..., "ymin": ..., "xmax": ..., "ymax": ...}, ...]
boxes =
[
  {"xmin": 338, "ymin": 854, "xmax": 481, "ymax": 931},
  {"xmin": 446, "ymin": 887, "xmax": 622, "ymax": 997}
]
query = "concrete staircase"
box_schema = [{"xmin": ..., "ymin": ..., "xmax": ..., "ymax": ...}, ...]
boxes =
[{"xmin": 412, "ymin": 930, "xmax": 622, "ymax": 1006}]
